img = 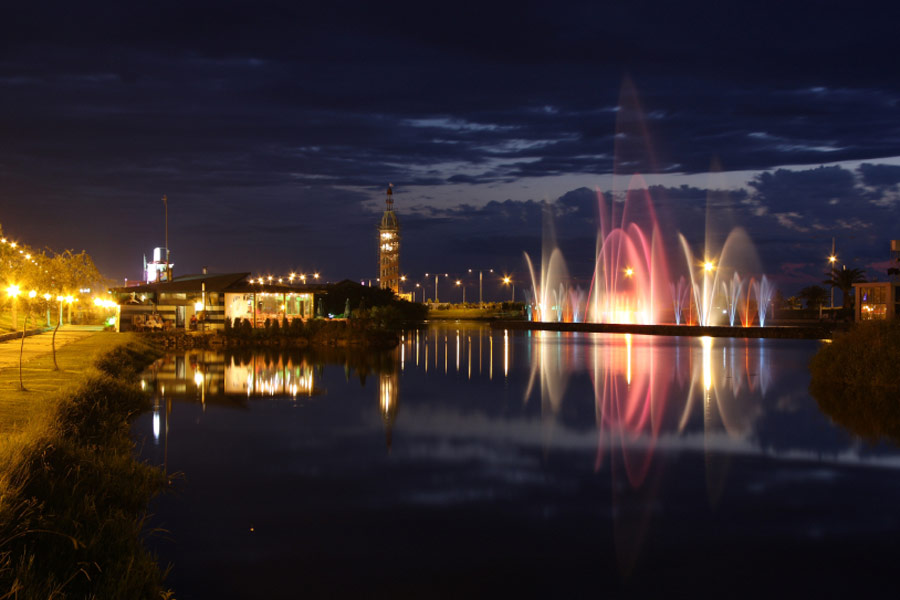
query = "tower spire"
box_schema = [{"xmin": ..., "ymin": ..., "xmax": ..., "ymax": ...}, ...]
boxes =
[{"xmin": 378, "ymin": 183, "xmax": 400, "ymax": 294}]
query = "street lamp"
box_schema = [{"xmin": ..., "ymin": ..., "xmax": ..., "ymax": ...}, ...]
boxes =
[
  {"xmin": 7, "ymin": 284, "xmax": 20, "ymax": 329},
  {"xmin": 456, "ymin": 280, "xmax": 466, "ymax": 303},
  {"xmin": 829, "ymin": 237, "xmax": 837, "ymax": 311},
  {"xmin": 425, "ymin": 273, "xmax": 448, "ymax": 303},
  {"xmin": 468, "ymin": 268, "xmax": 494, "ymax": 306},
  {"xmin": 502, "ymin": 276, "xmax": 515, "ymax": 302}
]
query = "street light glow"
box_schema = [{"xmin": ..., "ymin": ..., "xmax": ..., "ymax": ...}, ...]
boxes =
[
  {"xmin": 703, "ymin": 261, "xmax": 714, "ymax": 272},
  {"xmin": 6, "ymin": 285, "xmax": 20, "ymax": 298},
  {"xmin": 624, "ymin": 267, "xmax": 634, "ymax": 277}
]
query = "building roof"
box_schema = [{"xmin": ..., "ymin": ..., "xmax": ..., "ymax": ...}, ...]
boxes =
[
  {"xmin": 111, "ymin": 272, "xmax": 329, "ymax": 297},
  {"xmin": 111, "ymin": 272, "xmax": 250, "ymax": 294}
]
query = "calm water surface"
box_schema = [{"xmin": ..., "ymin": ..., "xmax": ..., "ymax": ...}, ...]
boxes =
[{"xmin": 134, "ymin": 324, "xmax": 900, "ymax": 598}]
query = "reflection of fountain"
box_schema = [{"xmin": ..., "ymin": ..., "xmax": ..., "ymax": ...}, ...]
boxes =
[{"xmin": 523, "ymin": 330, "xmax": 774, "ymax": 573}]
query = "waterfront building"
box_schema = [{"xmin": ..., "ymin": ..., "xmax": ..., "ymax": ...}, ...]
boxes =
[
  {"xmin": 378, "ymin": 185, "xmax": 400, "ymax": 294},
  {"xmin": 854, "ymin": 281, "xmax": 900, "ymax": 321},
  {"xmin": 110, "ymin": 272, "xmax": 325, "ymax": 332}
]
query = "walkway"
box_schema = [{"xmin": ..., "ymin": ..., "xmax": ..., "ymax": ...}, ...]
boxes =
[
  {"xmin": 0, "ymin": 326, "xmax": 113, "ymax": 431},
  {"xmin": 0, "ymin": 326, "xmax": 103, "ymax": 370}
]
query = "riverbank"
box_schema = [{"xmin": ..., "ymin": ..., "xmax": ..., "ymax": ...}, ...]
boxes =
[
  {"xmin": 149, "ymin": 318, "xmax": 401, "ymax": 350},
  {"xmin": 0, "ymin": 333, "xmax": 170, "ymax": 599},
  {"xmin": 809, "ymin": 320, "xmax": 900, "ymax": 444},
  {"xmin": 492, "ymin": 320, "xmax": 836, "ymax": 339}
]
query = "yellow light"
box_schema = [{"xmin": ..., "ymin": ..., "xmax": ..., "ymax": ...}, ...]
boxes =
[
  {"xmin": 43, "ymin": 293, "xmax": 51, "ymax": 301},
  {"xmin": 456, "ymin": 280, "xmax": 461, "ymax": 285},
  {"xmin": 9, "ymin": 242, "xmax": 16, "ymax": 248},
  {"xmin": 24, "ymin": 254, "xmax": 30, "ymax": 260},
  {"xmin": 28, "ymin": 290, "xmax": 37, "ymax": 299},
  {"xmin": 193, "ymin": 371, "xmax": 204, "ymax": 387},
  {"xmin": 624, "ymin": 267, "xmax": 634, "ymax": 277},
  {"xmin": 703, "ymin": 261, "xmax": 714, "ymax": 272},
  {"xmin": 194, "ymin": 301, "xmax": 203, "ymax": 311},
  {"xmin": 829, "ymin": 255, "xmax": 837, "ymax": 264},
  {"xmin": 401, "ymin": 276, "xmax": 406, "ymax": 282},
  {"xmin": 503, "ymin": 276, "xmax": 511, "ymax": 284},
  {"xmin": 6, "ymin": 285, "xmax": 20, "ymax": 298},
  {"xmin": 314, "ymin": 273, "xmax": 319, "ymax": 279},
  {"xmin": 65, "ymin": 295, "xmax": 74, "ymax": 303},
  {"xmin": 0, "ymin": 238, "xmax": 5, "ymax": 243},
  {"xmin": 56, "ymin": 295, "xmax": 64, "ymax": 302}
]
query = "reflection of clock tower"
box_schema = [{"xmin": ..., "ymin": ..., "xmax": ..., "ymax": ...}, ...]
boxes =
[
  {"xmin": 379, "ymin": 370, "xmax": 399, "ymax": 451},
  {"xmin": 378, "ymin": 184, "xmax": 400, "ymax": 294}
]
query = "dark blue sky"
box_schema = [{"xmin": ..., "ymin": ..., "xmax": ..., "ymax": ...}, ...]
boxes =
[{"xmin": 2, "ymin": 0, "xmax": 899, "ymax": 296}]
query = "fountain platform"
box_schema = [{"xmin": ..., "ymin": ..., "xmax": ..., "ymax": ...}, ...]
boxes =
[{"xmin": 490, "ymin": 320, "xmax": 834, "ymax": 340}]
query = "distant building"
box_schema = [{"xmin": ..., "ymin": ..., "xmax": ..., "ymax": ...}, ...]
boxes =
[
  {"xmin": 144, "ymin": 247, "xmax": 173, "ymax": 283},
  {"xmin": 378, "ymin": 184, "xmax": 400, "ymax": 294},
  {"xmin": 854, "ymin": 239, "xmax": 900, "ymax": 321}
]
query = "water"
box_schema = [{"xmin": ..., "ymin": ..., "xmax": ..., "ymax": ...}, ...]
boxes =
[{"xmin": 134, "ymin": 324, "xmax": 900, "ymax": 598}]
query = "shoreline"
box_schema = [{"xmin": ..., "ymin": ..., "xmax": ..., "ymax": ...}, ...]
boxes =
[
  {"xmin": 490, "ymin": 320, "xmax": 836, "ymax": 339},
  {"xmin": 0, "ymin": 333, "xmax": 170, "ymax": 598}
]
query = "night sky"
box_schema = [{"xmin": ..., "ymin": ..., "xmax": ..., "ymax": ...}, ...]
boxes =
[{"xmin": 2, "ymin": 1, "xmax": 899, "ymax": 296}]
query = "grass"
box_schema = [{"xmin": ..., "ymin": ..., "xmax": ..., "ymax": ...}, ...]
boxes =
[
  {"xmin": 0, "ymin": 332, "xmax": 132, "ymax": 432},
  {"xmin": 0, "ymin": 333, "xmax": 171, "ymax": 599},
  {"xmin": 427, "ymin": 303, "xmax": 525, "ymax": 320}
]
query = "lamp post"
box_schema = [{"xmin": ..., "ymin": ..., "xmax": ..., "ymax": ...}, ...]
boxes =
[
  {"xmin": 502, "ymin": 276, "xmax": 514, "ymax": 302},
  {"xmin": 7, "ymin": 285, "xmax": 20, "ymax": 330},
  {"xmin": 425, "ymin": 273, "xmax": 448, "ymax": 303},
  {"xmin": 468, "ymin": 268, "xmax": 494, "ymax": 306},
  {"xmin": 829, "ymin": 237, "xmax": 837, "ymax": 311},
  {"xmin": 456, "ymin": 280, "xmax": 465, "ymax": 303}
]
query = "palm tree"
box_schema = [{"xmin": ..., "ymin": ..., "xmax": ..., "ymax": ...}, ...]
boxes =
[
  {"xmin": 799, "ymin": 285, "xmax": 828, "ymax": 310},
  {"xmin": 823, "ymin": 267, "xmax": 866, "ymax": 309}
]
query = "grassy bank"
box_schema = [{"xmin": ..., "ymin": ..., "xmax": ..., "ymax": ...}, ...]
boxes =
[
  {"xmin": 810, "ymin": 320, "xmax": 900, "ymax": 444},
  {"xmin": 0, "ymin": 333, "xmax": 170, "ymax": 599},
  {"xmin": 427, "ymin": 302, "xmax": 525, "ymax": 320}
]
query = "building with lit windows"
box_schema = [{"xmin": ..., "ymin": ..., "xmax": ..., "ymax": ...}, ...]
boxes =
[
  {"xmin": 854, "ymin": 282, "xmax": 900, "ymax": 321},
  {"xmin": 110, "ymin": 272, "xmax": 325, "ymax": 332},
  {"xmin": 378, "ymin": 184, "xmax": 400, "ymax": 294}
]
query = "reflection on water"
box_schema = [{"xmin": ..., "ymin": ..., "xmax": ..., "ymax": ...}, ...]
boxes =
[{"xmin": 136, "ymin": 325, "xmax": 900, "ymax": 597}]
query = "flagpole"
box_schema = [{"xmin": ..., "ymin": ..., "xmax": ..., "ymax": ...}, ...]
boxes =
[{"xmin": 163, "ymin": 194, "xmax": 171, "ymax": 281}]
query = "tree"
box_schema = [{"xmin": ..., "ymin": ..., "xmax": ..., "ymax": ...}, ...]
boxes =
[
  {"xmin": 822, "ymin": 267, "xmax": 866, "ymax": 310},
  {"xmin": 798, "ymin": 285, "xmax": 828, "ymax": 310}
]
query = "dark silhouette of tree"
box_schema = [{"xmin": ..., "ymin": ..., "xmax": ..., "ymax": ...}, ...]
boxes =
[
  {"xmin": 822, "ymin": 267, "xmax": 866, "ymax": 309},
  {"xmin": 798, "ymin": 285, "xmax": 828, "ymax": 309}
]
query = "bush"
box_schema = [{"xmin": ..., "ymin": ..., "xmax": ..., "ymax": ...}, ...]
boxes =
[
  {"xmin": 0, "ymin": 340, "xmax": 170, "ymax": 598},
  {"xmin": 809, "ymin": 320, "xmax": 900, "ymax": 388},
  {"xmin": 241, "ymin": 318, "xmax": 253, "ymax": 337}
]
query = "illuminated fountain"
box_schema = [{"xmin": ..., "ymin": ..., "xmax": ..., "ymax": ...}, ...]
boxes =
[
  {"xmin": 525, "ymin": 190, "xmax": 773, "ymax": 327},
  {"xmin": 525, "ymin": 81, "xmax": 773, "ymax": 328}
]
